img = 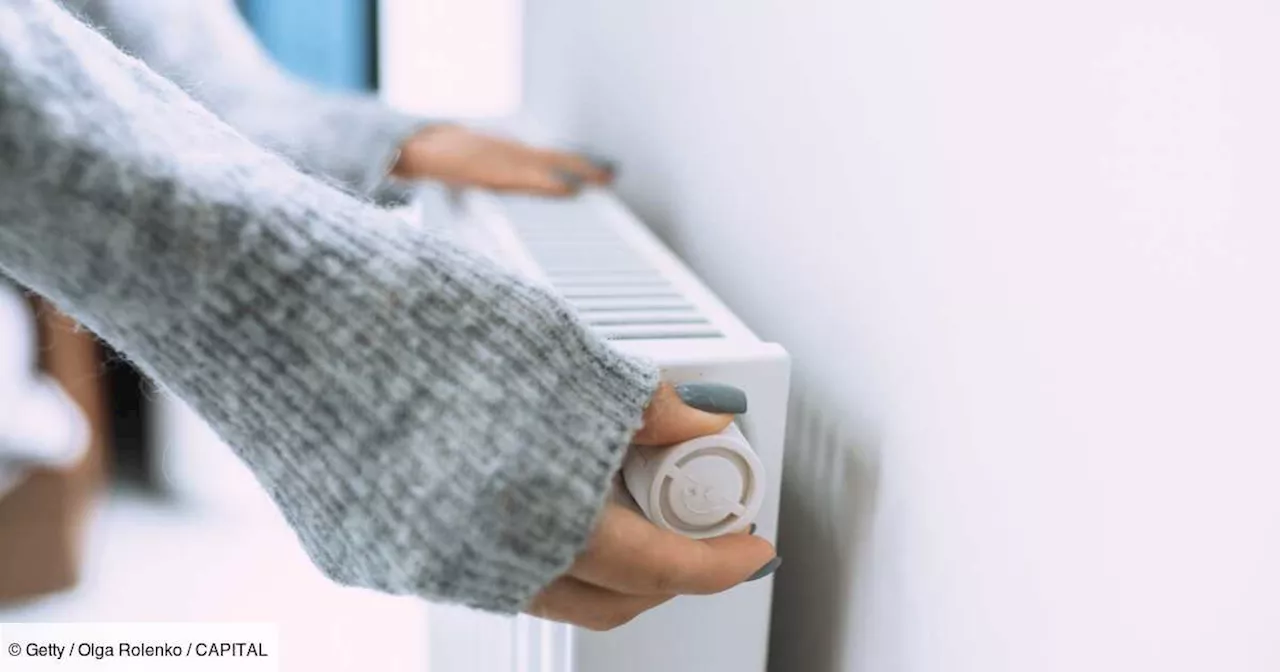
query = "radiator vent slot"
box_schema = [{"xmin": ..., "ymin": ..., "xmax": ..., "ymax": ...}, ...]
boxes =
[
  {"xmin": 582, "ymin": 309, "xmax": 705, "ymax": 326},
  {"xmin": 500, "ymin": 195, "xmax": 725, "ymax": 342},
  {"xmin": 571, "ymin": 296, "xmax": 696, "ymax": 312}
]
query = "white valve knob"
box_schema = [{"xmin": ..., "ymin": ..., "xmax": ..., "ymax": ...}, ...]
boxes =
[{"xmin": 622, "ymin": 424, "xmax": 764, "ymax": 539}]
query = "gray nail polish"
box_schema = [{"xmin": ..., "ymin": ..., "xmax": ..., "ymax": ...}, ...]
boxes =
[
  {"xmin": 555, "ymin": 168, "xmax": 584, "ymax": 191},
  {"xmin": 674, "ymin": 382, "xmax": 748, "ymax": 414},
  {"xmin": 747, "ymin": 557, "xmax": 782, "ymax": 582},
  {"xmin": 586, "ymin": 154, "xmax": 618, "ymax": 175}
]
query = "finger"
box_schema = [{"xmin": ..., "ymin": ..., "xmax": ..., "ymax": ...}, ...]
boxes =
[
  {"xmin": 537, "ymin": 149, "xmax": 615, "ymax": 185},
  {"xmin": 477, "ymin": 139, "xmax": 601, "ymax": 193},
  {"xmin": 526, "ymin": 576, "xmax": 674, "ymax": 631},
  {"xmin": 569, "ymin": 503, "xmax": 777, "ymax": 596},
  {"xmin": 632, "ymin": 382, "xmax": 735, "ymax": 446},
  {"xmin": 493, "ymin": 154, "xmax": 595, "ymax": 195},
  {"xmin": 395, "ymin": 127, "xmax": 585, "ymax": 196},
  {"xmin": 483, "ymin": 160, "xmax": 581, "ymax": 196}
]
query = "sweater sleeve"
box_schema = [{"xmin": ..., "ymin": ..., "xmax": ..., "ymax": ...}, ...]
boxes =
[
  {"xmin": 0, "ymin": 0, "xmax": 658, "ymax": 613},
  {"xmin": 62, "ymin": 0, "xmax": 429, "ymax": 197}
]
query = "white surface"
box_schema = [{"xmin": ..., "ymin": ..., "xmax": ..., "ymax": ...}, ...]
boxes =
[
  {"xmin": 0, "ymin": 381, "xmax": 89, "ymax": 467},
  {"xmin": 519, "ymin": 2, "xmax": 1280, "ymax": 671},
  {"xmin": 0, "ymin": 283, "xmax": 34, "ymax": 387},
  {"xmin": 2, "ymin": 396, "xmax": 429, "ymax": 672},
  {"xmin": 378, "ymin": 0, "xmax": 522, "ymax": 117},
  {"xmin": 0, "ymin": 284, "xmax": 88, "ymax": 499},
  {"xmin": 0, "ymin": 380, "xmax": 90, "ymax": 497},
  {"xmin": 0, "ymin": 491, "xmax": 429, "ymax": 671}
]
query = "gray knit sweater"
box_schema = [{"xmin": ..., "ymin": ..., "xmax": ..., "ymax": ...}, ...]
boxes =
[
  {"xmin": 63, "ymin": 0, "xmax": 426, "ymax": 196},
  {"xmin": 0, "ymin": 0, "xmax": 658, "ymax": 613}
]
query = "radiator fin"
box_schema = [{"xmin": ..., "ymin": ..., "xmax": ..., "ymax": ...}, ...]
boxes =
[{"xmin": 499, "ymin": 195, "xmax": 726, "ymax": 342}]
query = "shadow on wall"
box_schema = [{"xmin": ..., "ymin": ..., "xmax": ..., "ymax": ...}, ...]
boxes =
[{"xmin": 770, "ymin": 378, "xmax": 881, "ymax": 672}]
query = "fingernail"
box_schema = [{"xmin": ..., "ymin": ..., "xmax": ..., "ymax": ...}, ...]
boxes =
[
  {"xmin": 555, "ymin": 168, "xmax": 584, "ymax": 192},
  {"xmin": 674, "ymin": 382, "xmax": 748, "ymax": 414},
  {"xmin": 747, "ymin": 557, "xmax": 782, "ymax": 582},
  {"xmin": 585, "ymin": 154, "xmax": 618, "ymax": 176},
  {"xmin": 748, "ymin": 523, "xmax": 758, "ymax": 535}
]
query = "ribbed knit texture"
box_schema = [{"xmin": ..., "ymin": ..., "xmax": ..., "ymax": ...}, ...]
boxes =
[
  {"xmin": 0, "ymin": 0, "xmax": 659, "ymax": 613},
  {"xmin": 62, "ymin": 0, "xmax": 427, "ymax": 197}
]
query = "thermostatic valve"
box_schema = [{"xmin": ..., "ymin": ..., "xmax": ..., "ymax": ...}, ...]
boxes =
[{"xmin": 622, "ymin": 424, "xmax": 764, "ymax": 539}]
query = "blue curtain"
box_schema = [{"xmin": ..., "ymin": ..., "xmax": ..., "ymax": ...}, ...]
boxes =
[{"xmin": 237, "ymin": 0, "xmax": 375, "ymax": 91}]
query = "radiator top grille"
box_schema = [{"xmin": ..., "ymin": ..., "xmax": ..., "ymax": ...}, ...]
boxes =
[
  {"xmin": 410, "ymin": 186, "xmax": 761, "ymax": 349},
  {"xmin": 494, "ymin": 194, "xmax": 726, "ymax": 342}
]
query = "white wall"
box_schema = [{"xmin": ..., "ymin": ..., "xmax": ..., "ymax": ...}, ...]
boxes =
[
  {"xmin": 379, "ymin": 0, "xmax": 523, "ymax": 117},
  {"xmin": 522, "ymin": 1, "xmax": 1280, "ymax": 670}
]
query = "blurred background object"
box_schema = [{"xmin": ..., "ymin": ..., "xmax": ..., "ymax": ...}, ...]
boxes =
[
  {"xmin": 0, "ymin": 285, "xmax": 107, "ymax": 603},
  {"xmin": 236, "ymin": 0, "xmax": 377, "ymax": 90},
  {"xmin": 0, "ymin": 287, "xmax": 89, "ymax": 498}
]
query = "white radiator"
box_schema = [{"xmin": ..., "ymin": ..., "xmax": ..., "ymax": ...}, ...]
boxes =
[{"xmin": 407, "ymin": 186, "xmax": 791, "ymax": 672}]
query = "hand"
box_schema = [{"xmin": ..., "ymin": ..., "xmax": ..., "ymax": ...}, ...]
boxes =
[
  {"xmin": 525, "ymin": 383, "xmax": 779, "ymax": 631},
  {"xmin": 392, "ymin": 124, "xmax": 615, "ymax": 196}
]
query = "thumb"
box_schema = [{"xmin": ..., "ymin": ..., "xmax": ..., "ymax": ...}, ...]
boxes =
[{"xmin": 632, "ymin": 382, "xmax": 746, "ymax": 446}]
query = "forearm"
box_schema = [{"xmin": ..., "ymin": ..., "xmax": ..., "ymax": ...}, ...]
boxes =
[
  {"xmin": 64, "ymin": 0, "xmax": 428, "ymax": 195},
  {"xmin": 0, "ymin": 0, "xmax": 657, "ymax": 612}
]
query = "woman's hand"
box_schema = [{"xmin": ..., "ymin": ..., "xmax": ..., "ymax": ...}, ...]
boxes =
[
  {"xmin": 392, "ymin": 124, "xmax": 615, "ymax": 196},
  {"xmin": 525, "ymin": 383, "xmax": 780, "ymax": 631}
]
